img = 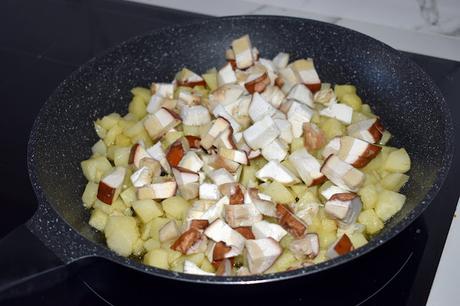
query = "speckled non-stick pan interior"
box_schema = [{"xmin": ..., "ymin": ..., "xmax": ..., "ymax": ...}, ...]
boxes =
[{"xmin": 27, "ymin": 16, "xmax": 454, "ymax": 283}]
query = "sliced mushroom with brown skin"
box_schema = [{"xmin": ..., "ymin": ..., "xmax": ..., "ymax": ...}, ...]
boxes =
[
  {"xmin": 321, "ymin": 137, "xmax": 341, "ymax": 159},
  {"xmin": 97, "ymin": 167, "xmax": 126, "ymax": 205},
  {"xmin": 320, "ymin": 155, "xmax": 365, "ymax": 192},
  {"xmin": 185, "ymin": 135, "xmax": 201, "ymax": 149},
  {"xmin": 130, "ymin": 166, "xmax": 152, "ymax": 188},
  {"xmin": 200, "ymin": 117, "xmax": 231, "ymax": 150},
  {"xmin": 326, "ymin": 234, "xmax": 354, "ymax": 259},
  {"xmin": 137, "ymin": 180, "xmax": 177, "ymax": 200},
  {"xmin": 138, "ymin": 157, "xmax": 161, "ymax": 177},
  {"xmin": 251, "ymin": 220, "xmax": 287, "ymax": 241},
  {"xmin": 150, "ymin": 82, "xmax": 174, "ymax": 98},
  {"xmin": 144, "ymin": 107, "xmax": 181, "ymax": 140},
  {"xmin": 287, "ymin": 101, "xmax": 315, "ymax": 138},
  {"xmin": 337, "ymin": 136, "xmax": 382, "ymax": 168},
  {"xmin": 287, "ymin": 84, "xmax": 315, "ymax": 108},
  {"xmin": 183, "ymin": 260, "xmax": 215, "ymax": 276},
  {"xmin": 218, "ymin": 147, "xmax": 248, "ymax": 165},
  {"xmin": 347, "ymin": 118, "xmax": 384, "ymax": 144},
  {"xmin": 290, "ymin": 59, "xmax": 321, "ymax": 93},
  {"xmin": 204, "ymin": 219, "xmax": 246, "ymax": 256},
  {"xmin": 166, "ymin": 138, "xmax": 189, "ymax": 167},
  {"xmin": 231, "ymin": 34, "xmax": 254, "ymax": 70},
  {"xmin": 215, "ymin": 258, "xmax": 234, "ymax": 276},
  {"xmin": 189, "ymin": 219, "xmax": 210, "ymax": 231},
  {"xmin": 128, "ymin": 143, "xmax": 151, "ymax": 168},
  {"xmin": 245, "ymin": 71, "xmax": 270, "ymax": 94},
  {"xmin": 245, "ymin": 238, "xmax": 282, "ymax": 274},
  {"xmin": 276, "ymin": 204, "xmax": 307, "ymax": 238},
  {"xmin": 289, "ymin": 233, "xmax": 320, "ymax": 259},
  {"xmin": 224, "ymin": 202, "xmax": 262, "ymax": 227},
  {"xmin": 171, "ymin": 228, "xmax": 203, "ymax": 254},
  {"xmin": 288, "ymin": 148, "xmax": 326, "ymax": 186},
  {"xmin": 234, "ymin": 227, "xmax": 256, "ymax": 239},
  {"xmin": 245, "ymin": 188, "xmax": 277, "ymax": 217},
  {"xmin": 243, "ymin": 115, "xmax": 280, "ymax": 150},
  {"xmin": 176, "ymin": 68, "xmax": 206, "ymax": 88},
  {"xmin": 219, "ymin": 182, "xmax": 245, "ymax": 204},
  {"xmin": 146, "ymin": 142, "xmax": 171, "ymax": 174},
  {"xmin": 256, "ymin": 160, "xmax": 300, "ymax": 185},
  {"xmin": 248, "ymin": 92, "xmax": 277, "ymax": 122},
  {"xmin": 324, "ymin": 192, "xmax": 362, "ymax": 228},
  {"xmin": 178, "ymin": 150, "xmax": 203, "ymax": 173}
]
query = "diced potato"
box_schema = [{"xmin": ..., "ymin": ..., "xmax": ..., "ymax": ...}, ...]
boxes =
[
  {"xmin": 162, "ymin": 196, "xmax": 190, "ymax": 220},
  {"xmin": 170, "ymin": 257, "xmax": 186, "ymax": 272},
  {"xmin": 202, "ymin": 72, "xmax": 218, "ymax": 91},
  {"xmin": 320, "ymin": 118, "xmax": 345, "ymax": 140},
  {"xmin": 186, "ymin": 252, "xmax": 205, "ymax": 266},
  {"xmin": 162, "ymin": 130, "xmax": 184, "ymax": 149},
  {"xmin": 290, "ymin": 184, "xmax": 308, "ymax": 198},
  {"xmin": 379, "ymin": 130, "xmax": 392, "ymax": 145},
  {"xmin": 105, "ymin": 215, "xmax": 139, "ymax": 257},
  {"xmin": 144, "ymin": 249, "xmax": 169, "ymax": 269},
  {"xmin": 351, "ymin": 111, "xmax": 368, "ymax": 123},
  {"xmin": 321, "ymin": 219, "xmax": 337, "ymax": 232},
  {"xmin": 132, "ymin": 238, "xmax": 145, "ymax": 257},
  {"xmin": 281, "ymin": 160, "xmax": 297, "ymax": 176},
  {"xmin": 375, "ymin": 190, "xmax": 406, "ymax": 221},
  {"xmin": 318, "ymin": 229, "xmax": 337, "ymax": 250},
  {"xmin": 120, "ymin": 186, "xmax": 137, "ymax": 207},
  {"xmin": 113, "ymin": 147, "xmax": 131, "ymax": 167},
  {"xmin": 91, "ymin": 140, "xmax": 107, "ymax": 156},
  {"xmin": 140, "ymin": 221, "xmax": 152, "ymax": 240},
  {"xmin": 361, "ymin": 104, "xmax": 373, "ymax": 116},
  {"xmin": 89, "ymin": 209, "xmax": 108, "ymax": 231},
  {"xmin": 358, "ymin": 209, "xmax": 384, "ymax": 235},
  {"xmin": 99, "ymin": 113, "xmax": 121, "ymax": 130},
  {"xmin": 81, "ymin": 156, "xmax": 112, "ymax": 182},
  {"xmin": 361, "ymin": 147, "xmax": 395, "ymax": 173},
  {"xmin": 144, "ymin": 238, "xmax": 161, "ymax": 251},
  {"xmin": 94, "ymin": 122, "xmax": 107, "ymax": 139},
  {"xmin": 240, "ymin": 165, "xmax": 258, "ymax": 187},
  {"xmin": 358, "ymin": 184, "xmax": 378, "ymax": 209},
  {"xmin": 265, "ymin": 251, "xmax": 297, "ymax": 274},
  {"xmin": 200, "ymin": 259, "xmax": 216, "ymax": 273},
  {"xmin": 380, "ymin": 173, "xmax": 409, "ymax": 192},
  {"xmin": 263, "ymin": 181, "xmax": 296, "ymax": 204},
  {"xmin": 384, "ymin": 148, "xmax": 411, "ymax": 173},
  {"xmin": 280, "ymin": 233, "xmax": 295, "ymax": 249},
  {"xmin": 311, "ymin": 112, "xmax": 321, "ymax": 124},
  {"xmin": 341, "ymin": 93, "xmax": 362, "ymax": 111},
  {"xmin": 82, "ymin": 181, "xmax": 99, "ymax": 208},
  {"xmin": 129, "ymin": 95, "xmax": 147, "ymax": 119},
  {"xmin": 312, "ymin": 250, "xmax": 327, "ymax": 264},
  {"xmin": 167, "ymin": 248, "xmax": 183, "ymax": 265},
  {"xmin": 250, "ymin": 156, "xmax": 268, "ymax": 170},
  {"xmin": 149, "ymin": 218, "xmax": 171, "ymax": 241},
  {"xmin": 131, "ymin": 130, "xmax": 153, "ymax": 148},
  {"xmin": 290, "ymin": 137, "xmax": 304, "ymax": 152},
  {"xmin": 115, "ymin": 134, "xmax": 131, "ymax": 147},
  {"xmin": 350, "ymin": 233, "xmax": 368, "ymax": 248},
  {"xmin": 307, "ymin": 214, "xmax": 322, "ymax": 233},
  {"xmin": 334, "ymin": 84, "xmax": 356, "ymax": 101},
  {"xmin": 123, "ymin": 121, "xmax": 145, "ymax": 138},
  {"xmin": 183, "ymin": 125, "xmax": 201, "ymax": 136},
  {"xmin": 132, "ymin": 199, "xmax": 164, "ymax": 223},
  {"xmin": 104, "ymin": 124, "xmax": 123, "ymax": 146},
  {"xmin": 131, "ymin": 87, "xmax": 151, "ymax": 103}
]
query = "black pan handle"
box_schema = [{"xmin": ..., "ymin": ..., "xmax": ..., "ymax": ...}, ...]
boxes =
[{"xmin": 0, "ymin": 224, "xmax": 69, "ymax": 301}]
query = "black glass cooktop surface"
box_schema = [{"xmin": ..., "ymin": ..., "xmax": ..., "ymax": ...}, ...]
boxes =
[{"xmin": 0, "ymin": 0, "xmax": 458, "ymax": 305}]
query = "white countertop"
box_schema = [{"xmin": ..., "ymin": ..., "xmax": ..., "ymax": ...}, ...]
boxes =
[{"xmin": 130, "ymin": 0, "xmax": 459, "ymax": 304}]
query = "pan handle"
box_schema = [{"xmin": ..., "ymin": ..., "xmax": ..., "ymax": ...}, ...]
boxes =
[{"xmin": 0, "ymin": 224, "xmax": 69, "ymax": 301}]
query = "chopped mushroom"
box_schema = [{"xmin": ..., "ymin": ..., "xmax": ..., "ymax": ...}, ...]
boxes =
[
  {"xmin": 303, "ymin": 122, "xmax": 326, "ymax": 152},
  {"xmin": 337, "ymin": 136, "xmax": 382, "ymax": 168},
  {"xmin": 326, "ymin": 234, "xmax": 354, "ymax": 259},
  {"xmin": 224, "ymin": 202, "xmax": 262, "ymax": 227},
  {"xmin": 320, "ymin": 155, "xmax": 365, "ymax": 192},
  {"xmin": 178, "ymin": 151, "xmax": 204, "ymax": 172},
  {"xmin": 324, "ymin": 193, "xmax": 362, "ymax": 228},
  {"xmin": 180, "ymin": 105, "xmax": 211, "ymax": 126},
  {"xmin": 289, "ymin": 233, "xmax": 320, "ymax": 259},
  {"xmin": 171, "ymin": 228, "xmax": 202, "ymax": 254},
  {"xmin": 166, "ymin": 139, "xmax": 189, "ymax": 167},
  {"xmin": 248, "ymin": 92, "xmax": 277, "ymax": 122},
  {"xmin": 245, "ymin": 238, "xmax": 282, "ymax": 274},
  {"xmin": 287, "ymin": 101, "xmax": 315, "ymax": 138},
  {"xmin": 146, "ymin": 142, "xmax": 171, "ymax": 174},
  {"xmin": 290, "ymin": 59, "xmax": 321, "ymax": 92},
  {"xmin": 97, "ymin": 167, "xmax": 126, "ymax": 205},
  {"xmin": 256, "ymin": 160, "xmax": 300, "ymax": 185},
  {"xmin": 319, "ymin": 103, "xmax": 353, "ymax": 125},
  {"xmin": 287, "ymin": 84, "xmax": 314, "ymax": 108},
  {"xmin": 137, "ymin": 180, "xmax": 177, "ymax": 200},
  {"xmin": 276, "ymin": 204, "xmax": 307, "ymax": 238},
  {"xmin": 150, "ymin": 82, "xmax": 174, "ymax": 98},
  {"xmin": 252, "ymin": 220, "xmax": 287, "ymax": 241},
  {"xmin": 176, "ymin": 68, "xmax": 206, "ymax": 88},
  {"xmin": 199, "ymin": 183, "xmax": 221, "ymax": 200},
  {"xmin": 144, "ymin": 108, "xmax": 181, "ymax": 140},
  {"xmin": 243, "ymin": 115, "xmax": 280, "ymax": 150},
  {"xmin": 130, "ymin": 166, "xmax": 152, "ymax": 187},
  {"xmin": 288, "ymin": 148, "xmax": 326, "ymax": 186},
  {"xmin": 245, "ymin": 188, "xmax": 277, "ymax": 217},
  {"xmin": 218, "ymin": 63, "xmax": 237, "ymax": 86},
  {"xmin": 204, "ymin": 219, "xmax": 246, "ymax": 257},
  {"xmin": 321, "ymin": 137, "xmax": 341, "ymax": 159},
  {"xmin": 129, "ymin": 143, "xmax": 151, "ymax": 168},
  {"xmin": 261, "ymin": 139, "xmax": 288, "ymax": 162},
  {"xmin": 272, "ymin": 52, "xmax": 289, "ymax": 70},
  {"xmin": 347, "ymin": 118, "xmax": 384, "ymax": 144},
  {"xmin": 200, "ymin": 117, "xmax": 231, "ymax": 150},
  {"xmin": 183, "ymin": 260, "xmax": 215, "ymax": 276},
  {"xmin": 232, "ymin": 34, "xmax": 254, "ymax": 69}
]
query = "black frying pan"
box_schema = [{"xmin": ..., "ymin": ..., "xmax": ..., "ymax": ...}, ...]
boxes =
[{"xmin": 0, "ymin": 16, "xmax": 454, "ymax": 295}]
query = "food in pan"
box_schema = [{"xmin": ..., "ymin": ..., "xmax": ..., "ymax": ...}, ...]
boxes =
[{"xmin": 80, "ymin": 35, "xmax": 411, "ymax": 276}]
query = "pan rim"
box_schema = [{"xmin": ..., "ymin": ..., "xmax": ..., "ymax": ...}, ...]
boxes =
[{"xmin": 27, "ymin": 15, "xmax": 455, "ymax": 284}]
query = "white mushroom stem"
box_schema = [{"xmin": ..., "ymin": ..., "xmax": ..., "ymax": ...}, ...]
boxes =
[
  {"xmin": 212, "ymin": 104, "xmax": 241, "ymax": 132},
  {"xmin": 97, "ymin": 167, "xmax": 126, "ymax": 204},
  {"xmin": 321, "ymin": 137, "xmax": 341, "ymax": 159},
  {"xmin": 256, "ymin": 160, "xmax": 300, "ymax": 185},
  {"xmin": 178, "ymin": 151, "xmax": 204, "ymax": 172},
  {"xmin": 200, "ymin": 117, "xmax": 231, "ymax": 150},
  {"xmin": 245, "ymin": 238, "xmax": 282, "ymax": 274},
  {"xmin": 347, "ymin": 118, "xmax": 384, "ymax": 144},
  {"xmin": 204, "ymin": 219, "xmax": 246, "ymax": 255},
  {"xmin": 180, "ymin": 105, "xmax": 211, "ymax": 126},
  {"xmin": 245, "ymin": 188, "xmax": 277, "ymax": 217},
  {"xmin": 218, "ymin": 147, "xmax": 248, "ymax": 165},
  {"xmin": 243, "ymin": 115, "xmax": 280, "ymax": 150},
  {"xmin": 274, "ymin": 119, "xmax": 293, "ymax": 144},
  {"xmin": 252, "ymin": 220, "xmax": 287, "ymax": 241},
  {"xmin": 137, "ymin": 180, "xmax": 177, "ymax": 200},
  {"xmin": 289, "ymin": 233, "xmax": 320, "ymax": 259},
  {"xmin": 232, "ymin": 34, "xmax": 254, "ymax": 69},
  {"xmin": 200, "ymin": 196, "xmax": 229, "ymax": 223},
  {"xmin": 287, "ymin": 101, "xmax": 314, "ymax": 138},
  {"xmin": 208, "ymin": 168, "xmax": 235, "ymax": 186},
  {"xmin": 146, "ymin": 142, "xmax": 171, "ymax": 174},
  {"xmin": 248, "ymin": 92, "xmax": 277, "ymax": 122},
  {"xmin": 151, "ymin": 82, "xmax": 174, "ymax": 98},
  {"xmin": 261, "ymin": 138, "xmax": 288, "ymax": 162},
  {"xmin": 324, "ymin": 193, "xmax": 362, "ymax": 228},
  {"xmin": 130, "ymin": 166, "xmax": 152, "ymax": 187},
  {"xmin": 287, "ymin": 84, "xmax": 314, "ymax": 108},
  {"xmin": 199, "ymin": 183, "xmax": 221, "ymax": 200},
  {"xmin": 272, "ymin": 52, "xmax": 289, "ymax": 70},
  {"xmin": 320, "ymin": 155, "xmax": 365, "ymax": 192},
  {"xmin": 144, "ymin": 108, "xmax": 181, "ymax": 140},
  {"xmin": 224, "ymin": 202, "xmax": 262, "ymax": 227},
  {"xmin": 337, "ymin": 136, "xmax": 382, "ymax": 168},
  {"xmin": 319, "ymin": 103, "xmax": 353, "ymax": 125},
  {"xmin": 218, "ymin": 63, "xmax": 237, "ymax": 86},
  {"xmin": 288, "ymin": 148, "xmax": 325, "ymax": 186}
]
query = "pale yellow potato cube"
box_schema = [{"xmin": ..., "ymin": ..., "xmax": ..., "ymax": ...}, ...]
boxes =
[
  {"xmin": 140, "ymin": 221, "xmax": 152, "ymax": 240},
  {"xmin": 240, "ymin": 165, "xmax": 258, "ymax": 188},
  {"xmin": 99, "ymin": 113, "xmax": 121, "ymax": 130},
  {"xmin": 91, "ymin": 140, "xmax": 107, "ymax": 156},
  {"xmin": 290, "ymin": 184, "xmax": 308, "ymax": 198},
  {"xmin": 89, "ymin": 209, "xmax": 108, "ymax": 231},
  {"xmin": 265, "ymin": 251, "xmax": 297, "ymax": 274},
  {"xmin": 380, "ymin": 173, "xmax": 409, "ymax": 192},
  {"xmin": 104, "ymin": 124, "xmax": 123, "ymax": 146},
  {"xmin": 358, "ymin": 184, "xmax": 378, "ymax": 209},
  {"xmin": 123, "ymin": 121, "xmax": 145, "ymax": 138},
  {"xmin": 132, "ymin": 199, "xmax": 164, "ymax": 223},
  {"xmin": 186, "ymin": 253, "xmax": 205, "ymax": 266},
  {"xmin": 200, "ymin": 259, "xmax": 216, "ymax": 273},
  {"xmin": 350, "ymin": 233, "xmax": 368, "ymax": 248},
  {"xmin": 120, "ymin": 186, "xmax": 137, "ymax": 207},
  {"xmin": 318, "ymin": 229, "xmax": 337, "ymax": 250},
  {"xmin": 149, "ymin": 217, "xmax": 170, "ymax": 241},
  {"xmin": 167, "ymin": 248, "xmax": 182, "ymax": 265},
  {"xmin": 115, "ymin": 134, "xmax": 131, "ymax": 147},
  {"xmin": 113, "ymin": 147, "xmax": 131, "ymax": 167},
  {"xmin": 130, "ymin": 87, "xmax": 151, "ymax": 103},
  {"xmin": 312, "ymin": 250, "xmax": 327, "ymax": 264},
  {"xmin": 341, "ymin": 93, "xmax": 362, "ymax": 111},
  {"xmin": 320, "ymin": 118, "xmax": 345, "ymax": 140},
  {"xmin": 81, "ymin": 156, "xmax": 112, "ymax": 182},
  {"xmin": 358, "ymin": 209, "xmax": 384, "ymax": 235},
  {"xmin": 334, "ymin": 84, "xmax": 356, "ymax": 101},
  {"xmin": 290, "ymin": 137, "xmax": 304, "ymax": 153},
  {"xmin": 375, "ymin": 190, "xmax": 406, "ymax": 221},
  {"xmin": 132, "ymin": 238, "xmax": 145, "ymax": 257},
  {"xmin": 105, "ymin": 215, "xmax": 139, "ymax": 257},
  {"xmin": 129, "ymin": 95, "xmax": 147, "ymax": 119},
  {"xmin": 162, "ymin": 196, "xmax": 190, "ymax": 220},
  {"xmin": 202, "ymin": 72, "xmax": 218, "ymax": 91},
  {"xmin": 144, "ymin": 238, "xmax": 161, "ymax": 252},
  {"xmin": 321, "ymin": 219, "xmax": 337, "ymax": 232},
  {"xmin": 82, "ymin": 181, "xmax": 99, "ymax": 208},
  {"xmin": 384, "ymin": 148, "xmax": 411, "ymax": 173},
  {"xmin": 263, "ymin": 181, "xmax": 296, "ymax": 204},
  {"xmin": 144, "ymin": 249, "xmax": 169, "ymax": 269}
]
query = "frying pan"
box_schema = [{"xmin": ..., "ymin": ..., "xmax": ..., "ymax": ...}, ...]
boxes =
[{"xmin": 0, "ymin": 15, "xmax": 454, "ymax": 295}]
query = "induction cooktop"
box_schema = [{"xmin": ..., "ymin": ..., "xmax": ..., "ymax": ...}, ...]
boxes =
[{"xmin": 0, "ymin": 0, "xmax": 458, "ymax": 305}]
